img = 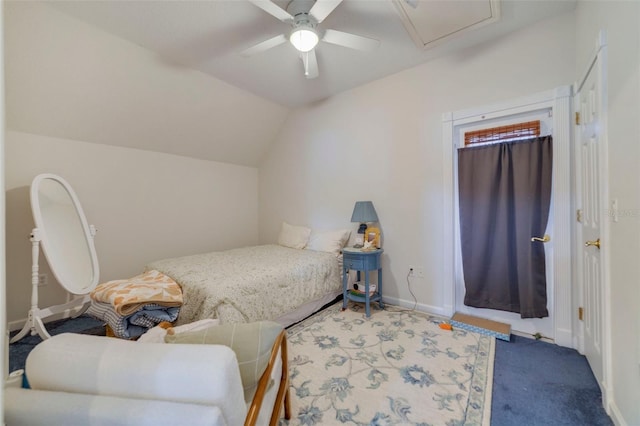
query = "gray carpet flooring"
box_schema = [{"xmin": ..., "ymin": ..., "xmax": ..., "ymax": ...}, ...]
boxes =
[
  {"xmin": 491, "ymin": 334, "xmax": 612, "ymax": 425},
  {"xmin": 8, "ymin": 315, "xmax": 105, "ymax": 373}
]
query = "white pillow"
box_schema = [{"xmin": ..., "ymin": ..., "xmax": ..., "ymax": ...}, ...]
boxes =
[
  {"xmin": 277, "ymin": 222, "xmax": 311, "ymax": 249},
  {"xmin": 306, "ymin": 229, "xmax": 351, "ymax": 256}
]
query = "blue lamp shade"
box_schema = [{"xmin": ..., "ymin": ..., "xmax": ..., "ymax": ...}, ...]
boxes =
[{"xmin": 351, "ymin": 201, "xmax": 378, "ymax": 224}]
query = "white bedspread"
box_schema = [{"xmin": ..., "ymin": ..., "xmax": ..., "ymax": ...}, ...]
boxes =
[{"xmin": 146, "ymin": 245, "xmax": 342, "ymax": 326}]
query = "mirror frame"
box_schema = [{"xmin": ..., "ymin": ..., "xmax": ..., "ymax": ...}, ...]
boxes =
[{"xmin": 30, "ymin": 173, "xmax": 100, "ymax": 294}]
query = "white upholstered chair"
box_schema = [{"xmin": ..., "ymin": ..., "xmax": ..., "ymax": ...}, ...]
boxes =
[{"xmin": 5, "ymin": 331, "xmax": 290, "ymax": 426}]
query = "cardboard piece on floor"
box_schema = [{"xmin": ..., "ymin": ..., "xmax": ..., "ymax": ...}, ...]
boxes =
[{"xmin": 450, "ymin": 312, "xmax": 511, "ymax": 341}]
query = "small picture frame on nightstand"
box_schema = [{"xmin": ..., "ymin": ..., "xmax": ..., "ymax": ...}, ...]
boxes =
[{"xmin": 366, "ymin": 227, "xmax": 381, "ymax": 248}]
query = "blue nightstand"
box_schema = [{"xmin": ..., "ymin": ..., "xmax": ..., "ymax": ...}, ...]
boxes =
[{"xmin": 342, "ymin": 248, "xmax": 384, "ymax": 317}]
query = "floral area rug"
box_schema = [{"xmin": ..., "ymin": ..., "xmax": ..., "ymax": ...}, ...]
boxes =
[{"xmin": 281, "ymin": 301, "xmax": 494, "ymax": 425}]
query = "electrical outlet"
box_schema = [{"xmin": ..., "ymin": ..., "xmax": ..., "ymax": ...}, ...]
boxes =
[
  {"xmin": 408, "ymin": 266, "xmax": 425, "ymax": 278},
  {"xmin": 37, "ymin": 273, "xmax": 48, "ymax": 287}
]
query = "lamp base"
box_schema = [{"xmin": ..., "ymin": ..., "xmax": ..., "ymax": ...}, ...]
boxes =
[{"xmin": 353, "ymin": 223, "xmax": 367, "ymax": 248}]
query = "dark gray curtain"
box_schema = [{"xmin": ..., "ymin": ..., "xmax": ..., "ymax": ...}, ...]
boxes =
[{"xmin": 458, "ymin": 136, "xmax": 552, "ymax": 318}]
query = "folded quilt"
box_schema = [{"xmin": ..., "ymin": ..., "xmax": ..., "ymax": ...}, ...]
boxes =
[
  {"xmin": 90, "ymin": 269, "xmax": 183, "ymax": 316},
  {"xmin": 87, "ymin": 301, "xmax": 180, "ymax": 339}
]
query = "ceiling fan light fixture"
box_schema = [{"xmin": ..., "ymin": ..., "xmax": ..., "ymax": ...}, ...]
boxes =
[{"xmin": 289, "ymin": 27, "xmax": 319, "ymax": 52}]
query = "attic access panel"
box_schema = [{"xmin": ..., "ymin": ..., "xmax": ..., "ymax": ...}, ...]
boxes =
[{"xmin": 392, "ymin": 0, "xmax": 501, "ymax": 50}]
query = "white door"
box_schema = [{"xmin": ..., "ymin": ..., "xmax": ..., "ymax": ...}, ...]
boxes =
[{"xmin": 575, "ymin": 44, "xmax": 607, "ymax": 392}]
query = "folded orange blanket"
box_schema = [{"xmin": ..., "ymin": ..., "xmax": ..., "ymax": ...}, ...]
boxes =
[{"xmin": 90, "ymin": 270, "xmax": 183, "ymax": 316}]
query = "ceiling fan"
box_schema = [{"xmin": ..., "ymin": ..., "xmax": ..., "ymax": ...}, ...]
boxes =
[{"xmin": 242, "ymin": 0, "xmax": 380, "ymax": 79}]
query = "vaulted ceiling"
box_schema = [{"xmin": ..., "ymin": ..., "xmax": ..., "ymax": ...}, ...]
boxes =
[
  {"xmin": 5, "ymin": 0, "xmax": 576, "ymax": 166},
  {"xmin": 48, "ymin": 0, "xmax": 576, "ymax": 108}
]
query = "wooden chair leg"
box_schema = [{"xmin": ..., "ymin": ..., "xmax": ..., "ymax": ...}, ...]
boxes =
[
  {"xmin": 284, "ymin": 385, "xmax": 291, "ymax": 420},
  {"xmin": 266, "ymin": 331, "xmax": 291, "ymax": 426}
]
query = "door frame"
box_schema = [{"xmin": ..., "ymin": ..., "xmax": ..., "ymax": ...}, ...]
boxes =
[
  {"xmin": 573, "ymin": 30, "xmax": 611, "ymax": 409},
  {"xmin": 442, "ymin": 86, "xmax": 573, "ymax": 347}
]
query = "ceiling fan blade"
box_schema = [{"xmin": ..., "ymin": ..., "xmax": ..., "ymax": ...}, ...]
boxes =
[
  {"xmin": 240, "ymin": 34, "xmax": 287, "ymax": 56},
  {"xmin": 301, "ymin": 50, "xmax": 319, "ymax": 79},
  {"xmin": 309, "ymin": 0, "xmax": 343, "ymax": 23},
  {"xmin": 248, "ymin": 0, "xmax": 293, "ymax": 22},
  {"xmin": 404, "ymin": 0, "xmax": 419, "ymax": 9},
  {"xmin": 322, "ymin": 29, "xmax": 380, "ymax": 51}
]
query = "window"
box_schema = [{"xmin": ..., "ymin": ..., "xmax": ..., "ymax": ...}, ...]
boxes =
[{"xmin": 464, "ymin": 120, "xmax": 541, "ymax": 146}]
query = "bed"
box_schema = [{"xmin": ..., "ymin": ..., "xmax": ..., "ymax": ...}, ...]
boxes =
[{"xmin": 145, "ymin": 242, "xmax": 345, "ymax": 327}]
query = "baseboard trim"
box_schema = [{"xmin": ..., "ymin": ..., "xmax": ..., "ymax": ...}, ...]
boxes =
[
  {"xmin": 608, "ymin": 399, "xmax": 627, "ymax": 426},
  {"xmin": 8, "ymin": 308, "xmax": 86, "ymax": 332},
  {"xmin": 554, "ymin": 327, "xmax": 574, "ymax": 348},
  {"xmin": 381, "ymin": 296, "xmax": 448, "ymax": 317}
]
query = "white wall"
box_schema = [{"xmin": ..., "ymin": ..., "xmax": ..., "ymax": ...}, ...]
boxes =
[
  {"xmin": 4, "ymin": 2, "xmax": 288, "ymax": 167},
  {"xmin": 259, "ymin": 12, "xmax": 576, "ymax": 313},
  {"xmin": 1, "ymin": 1, "xmax": 6, "ymax": 419},
  {"xmin": 5, "ymin": 132, "xmax": 258, "ymax": 327},
  {"xmin": 4, "ymin": 1, "xmax": 270, "ymax": 329},
  {"xmin": 575, "ymin": 2, "xmax": 640, "ymax": 425}
]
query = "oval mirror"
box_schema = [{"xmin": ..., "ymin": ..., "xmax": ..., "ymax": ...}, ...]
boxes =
[{"xmin": 30, "ymin": 174, "xmax": 99, "ymax": 295}]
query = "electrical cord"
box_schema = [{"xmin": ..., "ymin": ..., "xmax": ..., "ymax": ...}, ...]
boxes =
[
  {"xmin": 347, "ymin": 269, "xmax": 418, "ymax": 314},
  {"xmin": 407, "ymin": 269, "xmax": 418, "ymax": 311},
  {"xmin": 404, "ymin": 271, "xmax": 453, "ymax": 332},
  {"xmin": 386, "ymin": 270, "xmax": 418, "ymax": 314}
]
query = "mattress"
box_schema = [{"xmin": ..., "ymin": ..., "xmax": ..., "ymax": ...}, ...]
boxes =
[{"xmin": 146, "ymin": 244, "xmax": 342, "ymax": 326}]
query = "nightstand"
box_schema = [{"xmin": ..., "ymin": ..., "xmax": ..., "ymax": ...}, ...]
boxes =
[{"xmin": 342, "ymin": 248, "xmax": 384, "ymax": 317}]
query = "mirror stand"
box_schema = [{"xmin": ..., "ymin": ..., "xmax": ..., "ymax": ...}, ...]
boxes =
[
  {"xmin": 9, "ymin": 228, "xmax": 91, "ymax": 344},
  {"xmin": 11, "ymin": 173, "xmax": 100, "ymax": 343}
]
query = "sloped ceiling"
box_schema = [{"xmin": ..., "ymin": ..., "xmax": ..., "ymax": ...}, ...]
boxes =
[
  {"xmin": 5, "ymin": 1, "xmax": 576, "ymax": 166},
  {"xmin": 48, "ymin": 0, "xmax": 575, "ymax": 108},
  {"xmin": 5, "ymin": 1, "xmax": 289, "ymax": 167}
]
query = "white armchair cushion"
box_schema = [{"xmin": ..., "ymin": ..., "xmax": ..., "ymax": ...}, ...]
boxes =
[
  {"xmin": 5, "ymin": 387, "xmax": 226, "ymax": 426},
  {"xmin": 25, "ymin": 333, "xmax": 247, "ymax": 426}
]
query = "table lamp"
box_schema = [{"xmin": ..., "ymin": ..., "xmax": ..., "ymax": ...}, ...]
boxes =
[{"xmin": 350, "ymin": 201, "xmax": 378, "ymax": 248}]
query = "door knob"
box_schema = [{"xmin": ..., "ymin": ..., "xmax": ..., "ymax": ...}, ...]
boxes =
[
  {"xmin": 585, "ymin": 238, "xmax": 601, "ymax": 249},
  {"xmin": 531, "ymin": 234, "xmax": 551, "ymax": 243}
]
